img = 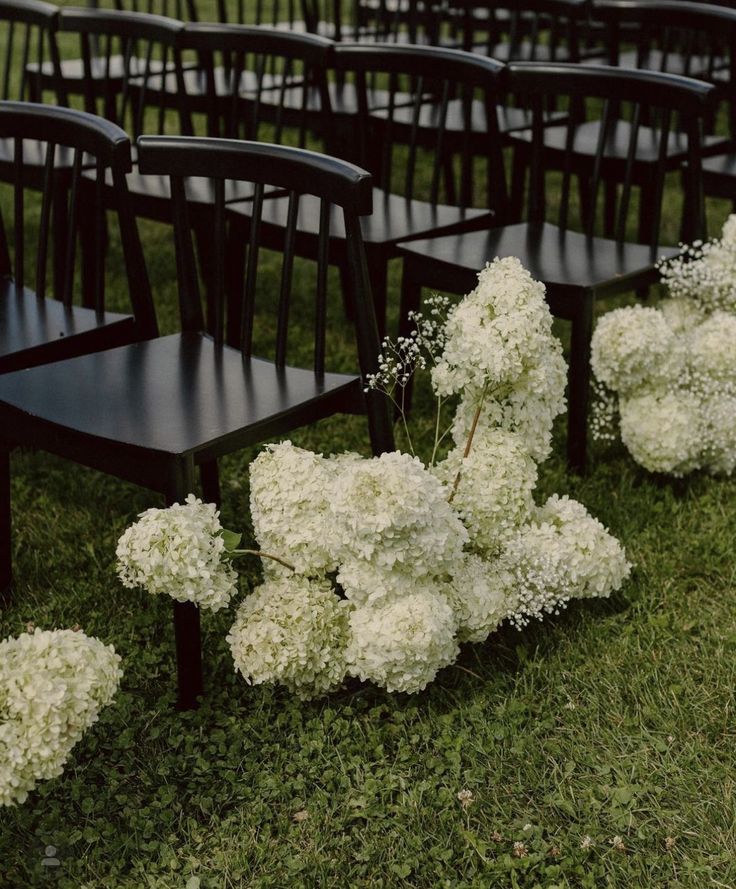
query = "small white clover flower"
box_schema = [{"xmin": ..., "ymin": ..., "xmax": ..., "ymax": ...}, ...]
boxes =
[
  {"xmin": 116, "ymin": 494, "xmax": 237, "ymax": 612},
  {"xmin": 0, "ymin": 628, "xmax": 122, "ymax": 807}
]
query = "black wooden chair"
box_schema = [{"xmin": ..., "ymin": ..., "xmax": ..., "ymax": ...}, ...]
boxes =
[
  {"xmin": 397, "ymin": 63, "xmax": 714, "ymax": 471},
  {"xmin": 227, "ymin": 43, "xmax": 504, "ymax": 334},
  {"xmin": 25, "ymin": 1, "xmax": 198, "ymax": 108},
  {"xmin": 0, "ymin": 101, "xmax": 156, "ymax": 375},
  {"xmin": 558, "ymin": 1, "xmax": 736, "ymax": 233},
  {"xmin": 0, "ymin": 136, "xmax": 394, "ymax": 710}
]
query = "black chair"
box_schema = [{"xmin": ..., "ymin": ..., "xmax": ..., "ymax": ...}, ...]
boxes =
[
  {"xmin": 397, "ymin": 63, "xmax": 714, "ymax": 471},
  {"xmin": 0, "ymin": 0, "xmax": 60, "ymax": 105},
  {"xmin": 25, "ymin": 1, "xmax": 198, "ymax": 108},
  {"xmin": 227, "ymin": 43, "xmax": 504, "ymax": 334},
  {"xmin": 0, "ymin": 137, "xmax": 394, "ymax": 710},
  {"xmin": 0, "ymin": 101, "xmax": 156, "ymax": 375}
]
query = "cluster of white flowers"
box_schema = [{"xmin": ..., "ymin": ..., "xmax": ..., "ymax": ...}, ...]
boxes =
[
  {"xmin": 227, "ymin": 575, "xmax": 350, "ymax": 700},
  {"xmin": 659, "ymin": 215, "xmax": 736, "ymax": 313},
  {"xmin": 117, "ymin": 258, "xmax": 631, "ymax": 698},
  {"xmin": 591, "ymin": 216, "xmax": 736, "ymax": 476},
  {"xmin": 223, "ymin": 258, "xmax": 629, "ymax": 696},
  {"xmin": 0, "ymin": 628, "xmax": 121, "ymax": 807},
  {"xmin": 116, "ymin": 494, "xmax": 237, "ymax": 611}
]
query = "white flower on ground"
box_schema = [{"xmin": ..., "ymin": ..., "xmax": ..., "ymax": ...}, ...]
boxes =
[
  {"xmin": 116, "ymin": 494, "xmax": 237, "ymax": 612},
  {"xmin": 687, "ymin": 311, "xmax": 736, "ymax": 385},
  {"xmin": 0, "ymin": 628, "xmax": 122, "ymax": 807},
  {"xmin": 347, "ymin": 590, "xmax": 458, "ymax": 693},
  {"xmin": 434, "ymin": 428, "xmax": 537, "ymax": 556},
  {"xmin": 227, "ymin": 575, "xmax": 350, "ymax": 700},
  {"xmin": 445, "ymin": 553, "xmax": 511, "ymax": 643},
  {"xmin": 330, "ymin": 451, "xmax": 468, "ymax": 607},
  {"xmin": 249, "ymin": 442, "xmax": 337, "ymax": 577},
  {"xmin": 591, "ymin": 305, "xmax": 683, "ymax": 396},
  {"xmin": 619, "ymin": 390, "xmax": 702, "ymax": 476},
  {"xmin": 501, "ymin": 495, "xmax": 631, "ymax": 625}
]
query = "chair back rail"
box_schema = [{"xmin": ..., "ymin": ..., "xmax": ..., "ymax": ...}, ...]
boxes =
[{"xmin": 0, "ymin": 0, "xmax": 61, "ymax": 103}]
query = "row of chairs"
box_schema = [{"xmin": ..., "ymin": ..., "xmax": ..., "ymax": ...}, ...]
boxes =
[
  {"xmin": 1, "ymin": 6, "xmax": 733, "ymax": 469},
  {"xmin": 0, "ymin": 7, "xmax": 732, "ymax": 706}
]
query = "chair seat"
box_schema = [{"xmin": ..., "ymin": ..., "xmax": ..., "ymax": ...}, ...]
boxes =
[
  {"xmin": 586, "ymin": 48, "xmax": 729, "ymax": 84},
  {"xmin": 0, "ymin": 279, "xmax": 137, "ymax": 374},
  {"xmin": 229, "ymin": 187, "xmax": 495, "ymax": 248},
  {"xmin": 371, "ymin": 98, "xmax": 567, "ymax": 138},
  {"xmin": 483, "ymin": 41, "xmax": 573, "ymax": 63},
  {"xmin": 0, "ymin": 332, "xmax": 362, "ymax": 459},
  {"xmin": 27, "ymin": 54, "xmax": 174, "ymax": 84},
  {"xmin": 509, "ymin": 120, "xmax": 729, "ymax": 172},
  {"xmin": 398, "ymin": 222, "xmax": 680, "ymax": 308},
  {"xmin": 702, "ymin": 151, "xmax": 736, "ymax": 199},
  {"xmin": 258, "ymin": 80, "xmax": 415, "ymax": 117}
]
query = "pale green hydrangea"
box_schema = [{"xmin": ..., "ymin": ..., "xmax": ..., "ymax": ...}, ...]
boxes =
[
  {"xmin": 0, "ymin": 628, "xmax": 121, "ymax": 807},
  {"xmin": 227, "ymin": 575, "xmax": 350, "ymax": 700},
  {"xmin": 116, "ymin": 494, "xmax": 237, "ymax": 611}
]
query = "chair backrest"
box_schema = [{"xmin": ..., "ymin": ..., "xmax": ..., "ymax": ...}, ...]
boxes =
[
  {"xmin": 177, "ymin": 23, "xmax": 334, "ymax": 145},
  {"xmin": 506, "ymin": 62, "xmax": 715, "ymax": 248},
  {"xmin": 0, "ymin": 101, "xmax": 156, "ymax": 336},
  {"xmin": 136, "ymin": 135, "xmax": 392, "ymax": 449},
  {"xmin": 57, "ymin": 7, "xmax": 186, "ymax": 138},
  {"xmin": 0, "ymin": 0, "xmax": 60, "ymax": 103},
  {"xmin": 450, "ymin": 0, "xmax": 587, "ymax": 61},
  {"xmin": 592, "ymin": 0, "xmax": 736, "ymax": 134},
  {"xmin": 333, "ymin": 42, "xmax": 506, "ymax": 211},
  {"xmin": 302, "ymin": 0, "xmax": 451, "ymax": 44}
]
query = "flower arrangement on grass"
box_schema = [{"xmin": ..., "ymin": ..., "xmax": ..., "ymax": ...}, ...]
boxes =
[
  {"xmin": 118, "ymin": 257, "xmax": 630, "ymax": 697},
  {"xmin": 591, "ymin": 216, "xmax": 736, "ymax": 476},
  {"xmin": 0, "ymin": 628, "xmax": 122, "ymax": 807}
]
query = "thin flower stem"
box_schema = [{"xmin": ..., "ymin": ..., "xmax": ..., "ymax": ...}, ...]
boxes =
[
  {"xmin": 448, "ymin": 380, "xmax": 489, "ymax": 504},
  {"xmin": 399, "ymin": 383, "xmax": 415, "ymax": 456},
  {"xmin": 430, "ymin": 394, "xmax": 444, "ymax": 467},
  {"xmin": 231, "ymin": 549, "xmax": 296, "ymax": 572}
]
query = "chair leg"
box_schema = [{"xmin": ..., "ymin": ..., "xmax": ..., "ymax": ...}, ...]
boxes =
[
  {"xmin": 510, "ymin": 146, "xmax": 527, "ymax": 219},
  {"xmin": 567, "ymin": 297, "xmax": 594, "ymax": 474},
  {"xmin": 165, "ymin": 457, "xmax": 203, "ymax": 710},
  {"xmin": 366, "ymin": 248, "xmax": 389, "ymax": 341},
  {"xmin": 199, "ymin": 460, "xmax": 221, "ymax": 507},
  {"xmin": 0, "ymin": 446, "xmax": 11, "ymax": 604}
]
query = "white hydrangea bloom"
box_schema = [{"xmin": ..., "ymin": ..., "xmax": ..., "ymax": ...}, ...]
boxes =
[
  {"xmin": 698, "ymin": 388, "xmax": 736, "ymax": 475},
  {"xmin": 619, "ymin": 390, "xmax": 702, "ymax": 476},
  {"xmin": 227, "ymin": 575, "xmax": 350, "ymax": 700},
  {"xmin": 446, "ymin": 553, "xmax": 511, "ymax": 643},
  {"xmin": 347, "ymin": 590, "xmax": 459, "ymax": 693},
  {"xmin": 433, "ymin": 428, "xmax": 536, "ymax": 556},
  {"xmin": 659, "ymin": 297, "xmax": 705, "ymax": 335},
  {"xmin": 687, "ymin": 312, "xmax": 736, "ymax": 385},
  {"xmin": 591, "ymin": 305, "xmax": 683, "ymax": 396},
  {"xmin": 450, "ymin": 340, "xmax": 567, "ymax": 463},
  {"xmin": 431, "ymin": 257, "xmax": 553, "ymax": 397},
  {"xmin": 501, "ymin": 495, "xmax": 631, "ymax": 626},
  {"xmin": 116, "ymin": 494, "xmax": 237, "ymax": 611},
  {"xmin": 249, "ymin": 441, "xmax": 337, "ymax": 577},
  {"xmin": 659, "ymin": 215, "xmax": 736, "ymax": 313},
  {"xmin": 329, "ymin": 451, "xmax": 468, "ymax": 606},
  {"xmin": 0, "ymin": 629, "xmax": 122, "ymax": 807}
]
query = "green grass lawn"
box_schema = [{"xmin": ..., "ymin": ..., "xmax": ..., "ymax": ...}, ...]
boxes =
[{"xmin": 1, "ymin": 5, "xmax": 736, "ymax": 887}]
